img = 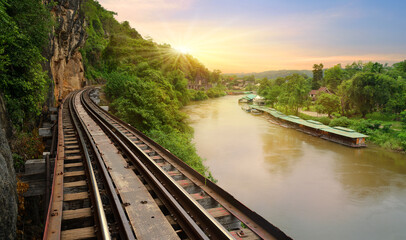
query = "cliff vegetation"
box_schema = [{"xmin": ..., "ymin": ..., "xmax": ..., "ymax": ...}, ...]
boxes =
[{"xmin": 0, "ymin": 0, "xmax": 53, "ymax": 129}]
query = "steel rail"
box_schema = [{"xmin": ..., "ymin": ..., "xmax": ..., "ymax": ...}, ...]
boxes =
[
  {"xmin": 43, "ymin": 95, "xmax": 67, "ymax": 240},
  {"xmin": 80, "ymin": 90, "xmax": 234, "ymax": 239},
  {"xmin": 69, "ymin": 91, "xmax": 111, "ymax": 240},
  {"xmin": 84, "ymin": 87, "xmax": 292, "ymax": 240},
  {"xmin": 72, "ymin": 90, "xmax": 136, "ymax": 240}
]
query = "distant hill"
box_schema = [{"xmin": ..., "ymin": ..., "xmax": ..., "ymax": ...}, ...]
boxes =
[{"xmin": 230, "ymin": 70, "xmax": 313, "ymax": 79}]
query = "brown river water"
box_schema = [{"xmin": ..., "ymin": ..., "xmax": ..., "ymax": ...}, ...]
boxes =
[{"xmin": 182, "ymin": 95, "xmax": 406, "ymax": 240}]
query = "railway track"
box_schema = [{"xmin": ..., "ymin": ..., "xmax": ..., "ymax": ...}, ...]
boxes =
[
  {"xmin": 44, "ymin": 88, "xmax": 291, "ymax": 240},
  {"xmin": 44, "ymin": 92, "xmax": 134, "ymax": 239}
]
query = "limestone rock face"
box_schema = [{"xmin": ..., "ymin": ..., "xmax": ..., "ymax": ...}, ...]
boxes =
[
  {"xmin": 48, "ymin": 0, "xmax": 86, "ymax": 102},
  {"xmin": 0, "ymin": 94, "xmax": 17, "ymax": 240}
]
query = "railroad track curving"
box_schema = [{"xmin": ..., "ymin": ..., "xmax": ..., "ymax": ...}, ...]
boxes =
[
  {"xmin": 44, "ymin": 91, "xmax": 134, "ymax": 239},
  {"xmin": 44, "ymin": 88, "xmax": 291, "ymax": 240}
]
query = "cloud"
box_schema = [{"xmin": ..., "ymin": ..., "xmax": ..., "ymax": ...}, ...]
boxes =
[
  {"xmin": 96, "ymin": 0, "xmax": 406, "ymax": 73},
  {"xmin": 98, "ymin": 0, "xmax": 195, "ymax": 23}
]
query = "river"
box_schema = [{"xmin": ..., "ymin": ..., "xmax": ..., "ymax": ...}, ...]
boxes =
[{"xmin": 182, "ymin": 95, "xmax": 406, "ymax": 240}]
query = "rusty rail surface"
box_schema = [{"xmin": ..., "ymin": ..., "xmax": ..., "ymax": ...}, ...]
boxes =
[
  {"xmin": 43, "ymin": 91, "xmax": 135, "ymax": 239},
  {"xmin": 81, "ymin": 88, "xmax": 292, "ymax": 240}
]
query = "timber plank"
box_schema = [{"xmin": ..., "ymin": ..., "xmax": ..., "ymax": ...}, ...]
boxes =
[
  {"xmin": 167, "ymin": 171, "xmax": 182, "ymax": 178},
  {"xmin": 64, "ymin": 171, "xmax": 85, "ymax": 177},
  {"xmin": 65, "ymin": 149, "xmax": 81, "ymax": 154},
  {"xmin": 176, "ymin": 179, "xmax": 193, "ymax": 188},
  {"xmin": 64, "ymin": 192, "xmax": 88, "ymax": 201},
  {"xmin": 63, "ymin": 208, "xmax": 92, "ymax": 220},
  {"xmin": 65, "ymin": 162, "xmax": 83, "ymax": 168},
  {"xmin": 65, "ymin": 155, "xmax": 82, "ymax": 161},
  {"xmin": 151, "ymin": 155, "xmax": 162, "ymax": 161},
  {"xmin": 64, "ymin": 180, "xmax": 87, "ymax": 188},
  {"xmin": 207, "ymin": 207, "xmax": 230, "ymax": 218},
  {"xmin": 65, "ymin": 145, "xmax": 79, "ymax": 149},
  {"xmin": 190, "ymin": 192, "xmax": 211, "ymax": 201},
  {"xmin": 61, "ymin": 226, "xmax": 95, "ymax": 240}
]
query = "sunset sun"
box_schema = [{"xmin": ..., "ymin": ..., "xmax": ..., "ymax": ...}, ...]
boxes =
[{"xmin": 175, "ymin": 46, "xmax": 191, "ymax": 54}]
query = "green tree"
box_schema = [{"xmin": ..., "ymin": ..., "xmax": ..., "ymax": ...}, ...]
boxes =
[
  {"xmin": 337, "ymin": 79, "xmax": 353, "ymax": 116},
  {"xmin": 363, "ymin": 61, "xmax": 385, "ymax": 74},
  {"xmin": 278, "ymin": 74, "xmax": 310, "ymax": 114},
  {"xmin": 312, "ymin": 63, "xmax": 324, "ymax": 89},
  {"xmin": 210, "ymin": 69, "xmax": 222, "ymax": 84},
  {"xmin": 168, "ymin": 70, "xmax": 190, "ymax": 106},
  {"xmin": 324, "ymin": 64, "xmax": 344, "ymax": 91},
  {"xmin": 315, "ymin": 93, "xmax": 340, "ymax": 118},
  {"xmin": 344, "ymin": 61, "xmax": 363, "ymax": 79},
  {"xmin": 349, "ymin": 72, "xmax": 394, "ymax": 117},
  {"xmin": 258, "ymin": 78, "xmax": 281, "ymax": 107}
]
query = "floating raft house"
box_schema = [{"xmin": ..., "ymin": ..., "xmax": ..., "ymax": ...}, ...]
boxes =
[
  {"xmin": 239, "ymin": 94, "xmax": 257, "ymax": 103},
  {"xmin": 250, "ymin": 105, "xmax": 368, "ymax": 147}
]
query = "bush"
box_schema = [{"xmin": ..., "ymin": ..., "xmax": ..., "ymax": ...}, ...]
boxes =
[
  {"xmin": 349, "ymin": 119, "xmax": 372, "ymax": 134},
  {"xmin": 10, "ymin": 130, "xmax": 44, "ymax": 172},
  {"xmin": 398, "ymin": 132, "xmax": 406, "ymax": 150},
  {"xmin": 189, "ymin": 89, "xmax": 208, "ymax": 101},
  {"xmin": 206, "ymin": 85, "xmax": 226, "ymax": 98},
  {"xmin": 382, "ymin": 123, "xmax": 392, "ymax": 132},
  {"xmin": 329, "ymin": 116, "xmax": 351, "ymax": 127},
  {"xmin": 365, "ymin": 112, "xmax": 396, "ymax": 121},
  {"xmin": 318, "ymin": 117, "xmax": 331, "ymax": 125},
  {"xmin": 401, "ymin": 110, "xmax": 406, "ymax": 129}
]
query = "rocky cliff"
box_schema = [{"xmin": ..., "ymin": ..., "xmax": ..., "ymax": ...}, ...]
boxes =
[
  {"xmin": 0, "ymin": 94, "xmax": 17, "ymax": 240},
  {"xmin": 47, "ymin": 0, "xmax": 87, "ymax": 102}
]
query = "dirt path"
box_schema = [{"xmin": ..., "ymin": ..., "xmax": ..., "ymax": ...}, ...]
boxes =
[{"xmin": 299, "ymin": 108, "xmax": 328, "ymax": 117}]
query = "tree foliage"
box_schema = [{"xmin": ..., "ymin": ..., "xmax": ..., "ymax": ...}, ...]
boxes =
[
  {"xmin": 258, "ymin": 74, "xmax": 310, "ymax": 113},
  {"xmin": 258, "ymin": 60, "xmax": 406, "ymax": 120},
  {"xmin": 324, "ymin": 64, "xmax": 344, "ymax": 91},
  {"xmin": 315, "ymin": 93, "xmax": 340, "ymax": 117},
  {"xmin": 312, "ymin": 63, "xmax": 324, "ymax": 89},
  {"xmin": 0, "ymin": 0, "xmax": 53, "ymax": 128}
]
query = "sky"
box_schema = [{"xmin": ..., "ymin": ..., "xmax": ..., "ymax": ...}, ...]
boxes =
[{"xmin": 97, "ymin": 0, "xmax": 406, "ymax": 73}]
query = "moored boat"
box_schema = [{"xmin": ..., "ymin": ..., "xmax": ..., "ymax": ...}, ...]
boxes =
[{"xmin": 249, "ymin": 105, "xmax": 368, "ymax": 147}]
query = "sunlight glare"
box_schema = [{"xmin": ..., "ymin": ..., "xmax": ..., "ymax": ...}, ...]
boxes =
[{"xmin": 175, "ymin": 46, "xmax": 191, "ymax": 54}]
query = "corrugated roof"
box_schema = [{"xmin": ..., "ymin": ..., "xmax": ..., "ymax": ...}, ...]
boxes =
[
  {"xmin": 249, "ymin": 105, "xmax": 368, "ymax": 139},
  {"xmin": 323, "ymin": 127, "xmax": 368, "ymax": 138},
  {"xmin": 306, "ymin": 120, "xmax": 323, "ymax": 125},
  {"xmin": 240, "ymin": 94, "xmax": 257, "ymax": 100}
]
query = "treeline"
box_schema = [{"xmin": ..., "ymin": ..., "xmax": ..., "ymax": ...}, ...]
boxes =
[
  {"xmin": 259, "ymin": 61, "xmax": 406, "ymax": 117},
  {"xmin": 231, "ymin": 69, "xmax": 312, "ymax": 80},
  {"xmin": 311, "ymin": 61, "xmax": 406, "ymax": 117},
  {"xmin": 81, "ymin": 0, "xmax": 220, "ymax": 178},
  {"xmin": 258, "ymin": 61, "xmax": 406, "ymax": 151}
]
